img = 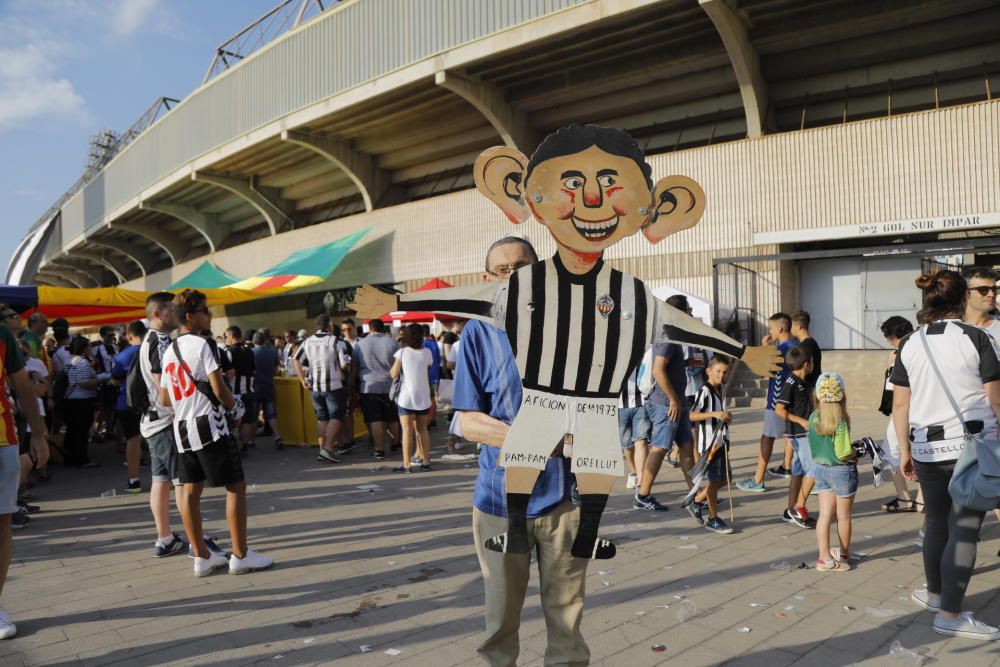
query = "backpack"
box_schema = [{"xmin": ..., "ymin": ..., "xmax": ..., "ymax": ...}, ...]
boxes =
[
  {"xmin": 125, "ymin": 332, "xmax": 157, "ymax": 415},
  {"xmin": 637, "ymin": 347, "xmax": 655, "ymax": 398}
]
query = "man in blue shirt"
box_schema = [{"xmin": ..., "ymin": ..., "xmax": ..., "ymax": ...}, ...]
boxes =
[
  {"xmin": 635, "ymin": 295, "xmax": 693, "ymax": 511},
  {"xmin": 110, "ymin": 320, "xmax": 147, "ymax": 494},
  {"xmin": 252, "ymin": 332, "xmax": 283, "ymax": 449},
  {"xmin": 737, "ymin": 312, "xmax": 795, "ymax": 493},
  {"xmin": 454, "ymin": 236, "xmax": 588, "ymax": 667}
]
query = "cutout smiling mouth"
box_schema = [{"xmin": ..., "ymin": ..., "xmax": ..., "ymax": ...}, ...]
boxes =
[{"xmin": 571, "ymin": 214, "xmax": 619, "ymax": 242}]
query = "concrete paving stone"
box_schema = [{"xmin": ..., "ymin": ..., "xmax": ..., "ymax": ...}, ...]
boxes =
[{"xmin": 3, "ymin": 408, "xmax": 1000, "ymax": 665}]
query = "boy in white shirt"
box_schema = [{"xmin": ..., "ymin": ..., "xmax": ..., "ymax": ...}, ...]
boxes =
[{"xmin": 160, "ymin": 290, "xmax": 273, "ymax": 578}]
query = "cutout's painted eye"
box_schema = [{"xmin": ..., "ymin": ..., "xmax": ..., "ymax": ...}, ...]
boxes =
[
  {"xmin": 562, "ymin": 177, "xmax": 583, "ymax": 189},
  {"xmin": 597, "ymin": 175, "xmax": 615, "ymax": 188}
]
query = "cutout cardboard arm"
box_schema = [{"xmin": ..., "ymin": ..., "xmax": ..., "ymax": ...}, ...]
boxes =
[{"xmin": 350, "ymin": 282, "xmax": 503, "ymax": 325}]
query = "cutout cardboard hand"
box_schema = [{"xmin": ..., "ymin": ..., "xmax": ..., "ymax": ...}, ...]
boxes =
[
  {"xmin": 347, "ymin": 285, "xmax": 397, "ymax": 320},
  {"xmin": 739, "ymin": 345, "xmax": 783, "ymax": 378}
]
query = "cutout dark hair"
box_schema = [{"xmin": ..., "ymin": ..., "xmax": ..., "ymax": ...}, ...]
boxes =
[
  {"xmin": 126, "ymin": 320, "xmax": 147, "ymax": 338},
  {"xmin": 961, "ymin": 265, "xmax": 999, "ymax": 282},
  {"xmin": 880, "ymin": 316, "xmax": 914, "ymax": 340},
  {"xmin": 525, "ymin": 124, "xmax": 652, "ymax": 190},
  {"xmin": 226, "ymin": 325, "xmax": 242, "ymax": 339},
  {"xmin": 174, "ymin": 289, "xmax": 207, "ymax": 324},
  {"xmin": 786, "ymin": 345, "xmax": 810, "ymax": 371},
  {"xmin": 400, "ymin": 323, "xmax": 424, "ymax": 349}
]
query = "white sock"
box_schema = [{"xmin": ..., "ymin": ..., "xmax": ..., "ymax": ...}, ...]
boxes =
[
  {"xmin": 128, "ymin": 477, "xmax": 139, "ymax": 484},
  {"xmin": 155, "ymin": 533, "xmax": 175, "ymax": 546}
]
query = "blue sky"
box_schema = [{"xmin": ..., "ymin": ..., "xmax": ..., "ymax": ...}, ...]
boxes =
[{"xmin": 0, "ymin": 0, "xmax": 286, "ymax": 278}]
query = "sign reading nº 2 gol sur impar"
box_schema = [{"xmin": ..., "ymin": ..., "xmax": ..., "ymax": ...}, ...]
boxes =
[{"xmin": 753, "ymin": 212, "xmax": 1000, "ymax": 245}]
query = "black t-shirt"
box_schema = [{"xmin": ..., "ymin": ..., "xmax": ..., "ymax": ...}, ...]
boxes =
[
  {"xmin": 775, "ymin": 373, "xmax": 812, "ymax": 436},
  {"xmin": 796, "ymin": 337, "xmax": 822, "ymax": 389},
  {"xmin": 442, "ymin": 332, "xmax": 459, "ymax": 346}
]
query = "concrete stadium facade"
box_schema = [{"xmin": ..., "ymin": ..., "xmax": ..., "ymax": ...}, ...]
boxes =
[{"xmin": 11, "ymin": 0, "xmax": 1000, "ymax": 349}]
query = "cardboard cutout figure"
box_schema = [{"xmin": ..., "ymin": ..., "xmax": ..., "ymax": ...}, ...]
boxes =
[{"xmin": 351, "ymin": 125, "xmax": 780, "ymax": 560}]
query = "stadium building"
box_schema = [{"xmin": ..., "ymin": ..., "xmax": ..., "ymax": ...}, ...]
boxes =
[{"xmin": 8, "ymin": 0, "xmax": 1000, "ymax": 352}]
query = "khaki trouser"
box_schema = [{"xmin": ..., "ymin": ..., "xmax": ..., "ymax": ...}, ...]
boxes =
[{"xmin": 473, "ymin": 501, "xmax": 590, "ymax": 667}]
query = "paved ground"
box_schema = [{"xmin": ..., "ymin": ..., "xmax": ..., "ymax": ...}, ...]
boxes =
[{"xmin": 3, "ymin": 407, "xmax": 1000, "ymax": 666}]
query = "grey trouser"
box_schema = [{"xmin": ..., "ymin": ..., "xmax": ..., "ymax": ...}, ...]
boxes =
[
  {"xmin": 473, "ymin": 501, "xmax": 590, "ymax": 667},
  {"xmin": 915, "ymin": 460, "xmax": 987, "ymax": 613}
]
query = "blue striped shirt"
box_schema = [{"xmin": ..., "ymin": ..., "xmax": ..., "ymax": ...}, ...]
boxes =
[{"xmin": 452, "ymin": 319, "xmax": 571, "ymax": 519}]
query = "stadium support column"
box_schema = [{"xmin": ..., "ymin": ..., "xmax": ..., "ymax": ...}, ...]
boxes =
[
  {"xmin": 46, "ymin": 260, "xmax": 101, "ymax": 288},
  {"xmin": 34, "ymin": 271, "xmax": 77, "ymax": 288},
  {"xmin": 109, "ymin": 222, "xmax": 186, "ymax": 266},
  {"xmin": 72, "ymin": 250, "xmax": 130, "ymax": 284},
  {"xmin": 190, "ymin": 172, "xmax": 294, "ymax": 236},
  {"xmin": 435, "ymin": 69, "xmax": 539, "ymax": 154},
  {"xmin": 140, "ymin": 200, "xmax": 231, "ymax": 254},
  {"xmin": 280, "ymin": 130, "xmax": 389, "ymax": 212},
  {"xmin": 90, "ymin": 238, "xmax": 157, "ymax": 277},
  {"xmin": 699, "ymin": 0, "xmax": 767, "ymax": 138}
]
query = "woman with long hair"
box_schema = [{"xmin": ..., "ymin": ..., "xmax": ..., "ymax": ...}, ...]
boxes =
[
  {"xmin": 894, "ymin": 270, "xmax": 1000, "ymax": 640},
  {"xmin": 390, "ymin": 323, "xmax": 434, "ymax": 472},
  {"xmin": 60, "ymin": 337, "xmax": 108, "ymax": 468}
]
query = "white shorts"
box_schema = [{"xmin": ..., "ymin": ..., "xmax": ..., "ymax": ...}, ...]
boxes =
[
  {"xmin": 501, "ymin": 387, "xmax": 622, "ymax": 476},
  {"xmin": 762, "ymin": 409, "xmax": 784, "ymax": 439},
  {"xmin": 882, "ymin": 419, "xmax": 901, "ymax": 468}
]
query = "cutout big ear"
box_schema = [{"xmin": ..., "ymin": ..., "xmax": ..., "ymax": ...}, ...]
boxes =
[
  {"xmin": 643, "ymin": 175, "xmax": 706, "ymax": 244},
  {"xmin": 474, "ymin": 146, "xmax": 530, "ymax": 224}
]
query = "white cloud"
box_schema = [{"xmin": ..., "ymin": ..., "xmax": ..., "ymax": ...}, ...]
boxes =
[
  {"xmin": 0, "ymin": 41, "xmax": 86, "ymax": 131},
  {"xmin": 113, "ymin": 0, "xmax": 160, "ymax": 37}
]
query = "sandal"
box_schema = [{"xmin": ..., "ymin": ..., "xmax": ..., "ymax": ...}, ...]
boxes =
[
  {"xmin": 816, "ymin": 558, "xmax": 851, "ymax": 572},
  {"xmin": 881, "ymin": 498, "xmax": 916, "ymax": 513}
]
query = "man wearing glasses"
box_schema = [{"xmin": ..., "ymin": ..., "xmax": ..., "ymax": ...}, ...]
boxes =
[
  {"xmin": 453, "ymin": 236, "xmax": 588, "ymax": 666},
  {"xmin": 963, "ymin": 266, "xmax": 1000, "ymax": 340}
]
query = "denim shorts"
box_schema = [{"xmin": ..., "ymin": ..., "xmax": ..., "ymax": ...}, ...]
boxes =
[
  {"xmin": 618, "ymin": 406, "xmax": 651, "ymax": 449},
  {"xmin": 646, "ymin": 401, "xmax": 693, "ymax": 449},
  {"xmin": 253, "ymin": 385, "xmax": 277, "ymax": 420},
  {"xmin": 789, "ymin": 435, "xmax": 815, "ymax": 478},
  {"xmin": 705, "ymin": 445, "xmax": 731, "ymax": 483},
  {"xmin": 146, "ymin": 427, "xmax": 179, "ymax": 485},
  {"xmin": 813, "ymin": 463, "xmax": 858, "ymax": 498},
  {"xmin": 311, "ymin": 388, "xmax": 346, "ymax": 423}
]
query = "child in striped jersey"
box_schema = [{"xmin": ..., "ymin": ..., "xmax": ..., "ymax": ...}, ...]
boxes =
[{"xmin": 688, "ymin": 355, "xmax": 734, "ymax": 534}]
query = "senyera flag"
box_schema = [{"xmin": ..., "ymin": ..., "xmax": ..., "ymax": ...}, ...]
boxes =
[{"xmin": 4, "ymin": 228, "xmax": 371, "ymax": 327}]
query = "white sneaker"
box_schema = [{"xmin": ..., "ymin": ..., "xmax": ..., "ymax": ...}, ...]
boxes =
[
  {"xmin": 911, "ymin": 588, "xmax": 941, "ymax": 613},
  {"xmin": 626, "ymin": 473, "xmax": 638, "ymax": 489},
  {"xmin": 229, "ymin": 548, "xmax": 274, "ymax": 575},
  {"xmin": 193, "ymin": 551, "xmax": 228, "ymax": 578},
  {"xmin": 933, "ymin": 611, "xmax": 1000, "ymax": 640},
  {"xmin": 0, "ymin": 611, "xmax": 16, "ymax": 639}
]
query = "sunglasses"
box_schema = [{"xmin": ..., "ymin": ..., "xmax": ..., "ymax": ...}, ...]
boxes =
[
  {"xmin": 968, "ymin": 286, "xmax": 999, "ymax": 296},
  {"xmin": 2, "ymin": 313, "xmax": 18, "ymax": 320}
]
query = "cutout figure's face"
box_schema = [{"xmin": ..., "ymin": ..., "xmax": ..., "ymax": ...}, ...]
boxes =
[{"xmin": 523, "ymin": 146, "xmax": 650, "ymax": 253}]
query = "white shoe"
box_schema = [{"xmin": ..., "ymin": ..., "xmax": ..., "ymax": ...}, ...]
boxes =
[
  {"xmin": 933, "ymin": 611, "xmax": 1000, "ymax": 640},
  {"xmin": 911, "ymin": 588, "xmax": 941, "ymax": 613},
  {"xmin": 626, "ymin": 473, "xmax": 638, "ymax": 489},
  {"xmin": 229, "ymin": 548, "xmax": 274, "ymax": 575},
  {"xmin": 193, "ymin": 551, "xmax": 228, "ymax": 578},
  {"xmin": 0, "ymin": 611, "xmax": 16, "ymax": 639}
]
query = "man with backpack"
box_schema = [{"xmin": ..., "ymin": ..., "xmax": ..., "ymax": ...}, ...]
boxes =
[
  {"xmin": 223, "ymin": 326, "xmax": 256, "ymax": 454},
  {"xmin": 94, "ymin": 326, "xmax": 118, "ymax": 441},
  {"xmin": 134, "ymin": 292, "xmax": 190, "ymax": 558},
  {"xmin": 111, "ymin": 321, "xmax": 147, "ymax": 494},
  {"xmin": 159, "ymin": 290, "xmax": 273, "ymax": 577}
]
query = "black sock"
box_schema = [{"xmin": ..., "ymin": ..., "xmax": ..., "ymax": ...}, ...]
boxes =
[
  {"xmin": 572, "ymin": 494, "xmax": 616, "ymax": 559},
  {"xmin": 484, "ymin": 492, "xmax": 531, "ymax": 554}
]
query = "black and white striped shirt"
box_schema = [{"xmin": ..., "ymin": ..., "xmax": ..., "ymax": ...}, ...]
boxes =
[
  {"xmin": 226, "ymin": 343, "xmax": 255, "ymax": 395},
  {"xmin": 693, "ymin": 383, "xmax": 727, "ymax": 455},
  {"xmin": 400, "ymin": 254, "xmax": 745, "ymax": 399},
  {"xmin": 295, "ymin": 331, "xmax": 351, "ymax": 392},
  {"xmin": 620, "ymin": 367, "xmax": 643, "ymax": 409}
]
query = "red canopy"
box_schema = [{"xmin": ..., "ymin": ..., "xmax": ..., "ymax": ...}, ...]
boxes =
[{"xmin": 379, "ymin": 278, "xmax": 454, "ymax": 323}]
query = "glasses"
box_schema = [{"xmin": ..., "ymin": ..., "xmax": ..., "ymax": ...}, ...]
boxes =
[
  {"xmin": 488, "ymin": 263, "xmax": 528, "ymax": 278},
  {"xmin": 190, "ymin": 307, "xmax": 210, "ymax": 315},
  {"xmin": 968, "ymin": 286, "xmax": 999, "ymax": 296},
  {"xmin": 2, "ymin": 313, "xmax": 18, "ymax": 321}
]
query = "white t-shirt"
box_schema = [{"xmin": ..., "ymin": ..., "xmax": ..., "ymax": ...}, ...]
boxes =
[
  {"xmin": 984, "ymin": 317, "xmax": 1000, "ymax": 341},
  {"xmin": 446, "ymin": 339, "xmax": 461, "ymax": 366},
  {"xmin": 393, "ymin": 346, "xmax": 433, "ymax": 411},
  {"xmin": 25, "ymin": 357, "xmax": 47, "ymax": 425},
  {"xmin": 139, "ymin": 329, "xmax": 174, "ymax": 438},
  {"xmin": 890, "ymin": 319, "xmax": 1000, "ymax": 463},
  {"xmin": 159, "ymin": 334, "xmax": 229, "ymax": 452}
]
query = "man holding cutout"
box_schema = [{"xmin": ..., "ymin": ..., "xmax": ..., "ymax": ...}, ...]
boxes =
[{"xmin": 352, "ymin": 125, "xmax": 779, "ymax": 560}]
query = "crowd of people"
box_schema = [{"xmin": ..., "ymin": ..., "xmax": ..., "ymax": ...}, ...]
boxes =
[{"xmin": 2, "ymin": 256, "xmax": 1000, "ymax": 651}]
